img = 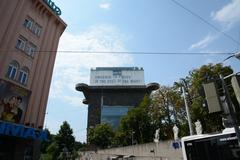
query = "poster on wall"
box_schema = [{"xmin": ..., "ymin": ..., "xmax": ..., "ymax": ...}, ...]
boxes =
[{"xmin": 0, "ymin": 79, "xmax": 31, "ymax": 124}]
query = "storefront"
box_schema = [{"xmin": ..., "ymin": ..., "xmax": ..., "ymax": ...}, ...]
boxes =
[
  {"xmin": 0, "ymin": 121, "xmax": 48, "ymax": 160},
  {"xmin": 0, "ymin": 80, "xmax": 48, "ymax": 159}
]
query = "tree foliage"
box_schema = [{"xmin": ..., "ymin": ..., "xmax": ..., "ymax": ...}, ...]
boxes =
[
  {"xmin": 40, "ymin": 128, "xmax": 53, "ymax": 154},
  {"xmin": 85, "ymin": 63, "xmax": 239, "ymax": 148},
  {"xmin": 114, "ymin": 95, "xmax": 155, "ymax": 145},
  {"xmin": 88, "ymin": 123, "xmax": 115, "ymax": 149},
  {"xmin": 150, "ymin": 85, "xmax": 187, "ymax": 139},
  {"xmin": 178, "ymin": 63, "xmax": 235, "ymax": 133},
  {"xmin": 55, "ymin": 121, "xmax": 76, "ymax": 154},
  {"xmin": 41, "ymin": 121, "xmax": 81, "ymax": 160}
]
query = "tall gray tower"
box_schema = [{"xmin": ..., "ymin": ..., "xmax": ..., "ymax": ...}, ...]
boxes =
[{"xmin": 76, "ymin": 67, "xmax": 159, "ymax": 131}]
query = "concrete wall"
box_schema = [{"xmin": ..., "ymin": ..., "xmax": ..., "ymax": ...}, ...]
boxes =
[{"xmin": 78, "ymin": 141, "xmax": 183, "ymax": 160}]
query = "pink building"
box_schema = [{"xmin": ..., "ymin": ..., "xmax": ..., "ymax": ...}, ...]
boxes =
[{"xmin": 0, "ymin": 0, "xmax": 66, "ymax": 159}]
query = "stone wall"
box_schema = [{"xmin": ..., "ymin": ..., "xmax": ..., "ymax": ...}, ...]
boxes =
[{"xmin": 78, "ymin": 141, "xmax": 183, "ymax": 160}]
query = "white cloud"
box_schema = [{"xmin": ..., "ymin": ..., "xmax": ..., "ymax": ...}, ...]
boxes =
[
  {"xmin": 189, "ymin": 34, "xmax": 217, "ymax": 50},
  {"xmin": 189, "ymin": 1, "xmax": 240, "ymax": 51},
  {"xmin": 48, "ymin": 24, "xmax": 133, "ymax": 107},
  {"xmin": 99, "ymin": 2, "xmax": 111, "ymax": 10},
  {"xmin": 62, "ymin": 95, "xmax": 83, "ymax": 107},
  {"xmin": 212, "ymin": 0, "xmax": 240, "ymax": 28}
]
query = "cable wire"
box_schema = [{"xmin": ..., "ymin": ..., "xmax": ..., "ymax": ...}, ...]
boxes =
[
  {"xmin": 170, "ymin": 0, "xmax": 240, "ymax": 46},
  {"xmin": 0, "ymin": 50, "xmax": 235, "ymax": 55}
]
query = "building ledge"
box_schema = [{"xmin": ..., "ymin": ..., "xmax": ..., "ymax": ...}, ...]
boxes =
[
  {"xmin": 76, "ymin": 83, "xmax": 159, "ymax": 91},
  {"xmin": 75, "ymin": 83, "xmax": 159, "ymax": 105}
]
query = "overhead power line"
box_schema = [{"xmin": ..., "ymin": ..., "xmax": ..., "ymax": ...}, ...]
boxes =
[
  {"xmin": 0, "ymin": 50, "xmax": 235, "ymax": 55},
  {"xmin": 170, "ymin": 0, "xmax": 240, "ymax": 46}
]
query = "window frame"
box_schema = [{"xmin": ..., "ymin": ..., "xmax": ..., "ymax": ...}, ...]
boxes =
[
  {"xmin": 23, "ymin": 16, "xmax": 42, "ymax": 37},
  {"xmin": 16, "ymin": 37, "xmax": 27, "ymax": 51},
  {"xmin": 32, "ymin": 23, "xmax": 42, "ymax": 37},
  {"xmin": 25, "ymin": 42, "xmax": 36, "ymax": 57},
  {"xmin": 18, "ymin": 69, "xmax": 28, "ymax": 85},
  {"xmin": 6, "ymin": 61, "xmax": 19, "ymax": 80},
  {"xmin": 16, "ymin": 36, "xmax": 37, "ymax": 58},
  {"xmin": 23, "ymin": 17, "xmax": 33, "ymax": 30}
]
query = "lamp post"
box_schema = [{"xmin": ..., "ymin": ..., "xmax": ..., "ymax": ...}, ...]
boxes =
[
  {"xmin": 181, "ymin": 85, "xmax": 193, "ymax": 135},
  {"xmin": 131, "ymin": 131, "xmax": 135, "ymax": 145},
  {"xmin": 235, "ymin": 52, "xmax": 240, "ymax": 60},
  {"xmin": 179, "ymin": 78, "xmax": 193, "ymax": 136},
  {"xmin": 222, "ymin": 51, "xmax": 240, "ymax": 62}
]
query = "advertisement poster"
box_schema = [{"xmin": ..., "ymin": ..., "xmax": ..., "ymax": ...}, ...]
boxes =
[
  {"xmin": 0, "ymin": 79, "xmax": 31, "ymax": 124},
  {"xmin": 90, "ymin": 67, "xmax": 145, "ymax": 86}
]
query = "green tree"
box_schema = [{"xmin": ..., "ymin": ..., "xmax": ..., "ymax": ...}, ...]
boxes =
[
  {"xmin": 150, "ymin": 86, "xmax": 187, "ymax": 139},
  {"xmin": 40, "ymin": 128, "xmax": 52, "ymax": 154},
  {"xmin": 177, "ymin": 63, "xmax": 235, "ymax": 134},
  {"xmin": 116, "ymin": 95, "xmax": 155, "ymax": 145},
  {"xmin": 45, "ymin": 141, "xmax": 59, "ymax": 159},
  {"xmin": 75, "ymin": 141, "xmax": 87, "ymax": 151},
  {"xmin": 88, "ymin": 123, "xmax": 114, "ymax": 149},
  {"xmin": 45, "ymin": 121, "xmax": 77, "ymax": 160}
]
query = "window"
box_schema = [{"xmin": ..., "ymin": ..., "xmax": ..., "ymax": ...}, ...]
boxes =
[
  {"xmin": 25, "ymin": 42, "xmax": 36, "ymax": 57},
  {"xmin": 101, "ymin": 106, "xmax": 133, "ymax": 128},
  {"xmin": 23, "ymin": 18, "xmax": 33, "ymax": 30},
  {"xmin": 23, "ymin": 17, "xmax": 42, "ymax": 37},
  {"xmin": 18, "ymin": 67, "xmax": 29, "ymax": 85},
  {"xmin": 16, "ymin": 37, "xmax": 27, "ymax": 51},
  {"xmin": 16, "ymin": 36, "xmax": 37, "ymax": 58},
  {"xmin": 6, "ymin": 61, "xmax": 19, "ymax": 80},
  {"xmin": 32, "ymin": 23, "xmax": 42, "ymax": 37},
  {"xmin": 184, "ymin": 133, "xmax": 240, "ymax": 160}
]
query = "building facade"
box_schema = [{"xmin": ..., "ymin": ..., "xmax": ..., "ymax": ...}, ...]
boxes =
[
  {"xmin": 0, "ymin": 0, "xmax": 66, "ymax": 159},
  {"xmin": 76, "ymin": 67, "xmax": 159, "ymax": 136}
]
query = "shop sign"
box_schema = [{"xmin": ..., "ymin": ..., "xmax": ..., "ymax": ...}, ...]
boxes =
[
  {"xmin": 43, "ymin": 0, "xmax": 61, "ymax": 15},
  {"xmin": 0, "ymin": 121, "xmax": 48, "ymax": 141}
]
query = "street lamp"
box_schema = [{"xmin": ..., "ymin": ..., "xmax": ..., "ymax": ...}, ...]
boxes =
[
  {"xmin": 181, "ymin": 85, "xmax": 193, "ymax": 136},
  {"xmin": 235, "ymin": 52, "xmax": 240, "ymax": 60},
  {"xmin": 222, "ymin": 51, "xmax": 240, "ymax": 62},
  {"xmin": 180, "ymin": 79, "xmax": 193, "ymax": 136},
  {"xmin": 131, "ymin": 131, "xmax": 135, "ymax": 145}
]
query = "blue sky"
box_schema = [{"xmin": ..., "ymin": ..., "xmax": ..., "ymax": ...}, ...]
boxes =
[{"xmin": 45, "ymin": 0, "xmax": 240, "ymax": 142}]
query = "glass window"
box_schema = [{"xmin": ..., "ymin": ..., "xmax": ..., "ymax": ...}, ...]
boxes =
[
  {"xmin": 101, "ymin": 106, "xmax": 133, "ymax": 128},
  {"xmin": 18, "ymin": 68, "xmax": 28, "ymax": 85},
  {"xmin": 32, "ymin": 23, "xmax": 42, "ymax": 37},
  {"xmin": 185, "ymin": 133, "xmax": 240, "ymax": 160},
  {"xmin": 23, "ymin": 18, "xmax": 33, "ymax": 30},
  {"xmin": 16, "ymin": 36, "xmax": 37, "ymax": 57},
  {"xmin": 25, "ymin": 42, "xmax": 36, "ymax": 57},
  {"xmin": 6, "ymin": 61, "xmax": 19, "ymax": 80},
  {"xmin": 23, "ymin": 17, "xmax": 42, "ymax": 37},
  {"xmin": 16, "ymin": 37, "xmax": 26, "ymax": 51}
]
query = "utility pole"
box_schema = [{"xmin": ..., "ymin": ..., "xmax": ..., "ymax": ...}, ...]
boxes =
[
  {"xmin": 182, "ymin": 86, "xmax": 193, "ymax": 135},
  {"xmin": 131, "ymin": 131, "xmax": 135, "ymax": 145}
]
